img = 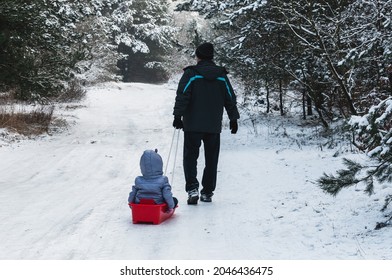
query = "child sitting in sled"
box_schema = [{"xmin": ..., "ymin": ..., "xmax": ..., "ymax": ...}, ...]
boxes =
[{"xmin": 128, "ymin": 149, "xmax": 178, "ymax": 211}]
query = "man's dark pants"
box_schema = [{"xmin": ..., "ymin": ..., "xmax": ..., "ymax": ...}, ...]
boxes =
[{"xmin": 183, "ymin": 132, "xmax": 220, "ymax": 195}]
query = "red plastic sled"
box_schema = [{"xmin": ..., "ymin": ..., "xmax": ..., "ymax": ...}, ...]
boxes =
[{"xmin": 129, "ymin": 199, "xmax": 176, "ymax": 225}]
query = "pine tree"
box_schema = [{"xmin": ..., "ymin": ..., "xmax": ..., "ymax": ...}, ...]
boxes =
[
  {"xmin": 0, "ymin": 0, "xmax": 87, "ymax": 100},
  {"xmin": 318, "ymin": 97, "xmax": 392, "ymax": 227},
  {"xmin": 0, "ymin": 0, "xmax": 176, "ymax": 99},
  {"xmin": 116, "ymin": 0, "xmax": 175, "ymax": 83}
]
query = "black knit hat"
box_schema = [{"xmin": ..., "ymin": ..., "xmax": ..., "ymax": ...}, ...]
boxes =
[{"xmin": 195, "ymin": 42, "xmax": 214, "ymax": 60}]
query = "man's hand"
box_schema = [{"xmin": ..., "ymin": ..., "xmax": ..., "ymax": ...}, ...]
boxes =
[
  {"xmin": 229, "ymin": 120, "xmax": 238, "ymax": 134},
  {"xmin": 173, "ymin": 116, "xmax": 183, "ymax": 129}
]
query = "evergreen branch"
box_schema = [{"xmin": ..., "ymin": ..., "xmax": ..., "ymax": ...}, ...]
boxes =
[
  {"xmin": 319, "ymin": 154, "xmax": 392, "ymax": 198},
  {"xmin": 318, "ymin": 158, "xmax": 363, "ymax": 196},
  {"xmin": 317, "ymin": 171, "xmax": 360, "ymax": 196},
  {"xmin": 381, "ymin": 195, "xmax": 392, "ymax": 212}
]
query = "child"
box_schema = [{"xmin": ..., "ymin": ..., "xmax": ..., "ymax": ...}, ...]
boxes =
[{"xmin": 128, "ymin": 149, "xmax": 178, "ymax": 210}]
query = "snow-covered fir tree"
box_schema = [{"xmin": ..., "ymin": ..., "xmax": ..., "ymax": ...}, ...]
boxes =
[
  {"xmin": 0, "ymin": 0, "xmax": 87, "ymax": 100},
  {"xmin": 116, "ymin": 0, "xmax": 175, "ymax": 83},
  {"xmin": 0, "ymin": 0, "xmax": 176, "ymax": 99}
]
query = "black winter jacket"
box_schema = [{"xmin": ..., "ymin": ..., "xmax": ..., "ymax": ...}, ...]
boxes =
[{"xmin": 173, "ymin": 60, "xmax": 240, "ymax": 133}]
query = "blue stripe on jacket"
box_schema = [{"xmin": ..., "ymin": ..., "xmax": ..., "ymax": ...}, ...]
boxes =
[
  {"xmin": 183, "ymin": 75, "xmax": 204, "ymax": 93},
  {"xmin": 182, "ymin": 75, "xmax": 233, "ymax": 98},
  {"xmin": 216, "ymin": 77, "xmax": 233, "ymax": 98}
]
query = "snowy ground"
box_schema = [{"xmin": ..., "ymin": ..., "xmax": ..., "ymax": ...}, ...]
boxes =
[{"xmin": 0, "ymin": 82, "xmax": 391, "ymax": 260}]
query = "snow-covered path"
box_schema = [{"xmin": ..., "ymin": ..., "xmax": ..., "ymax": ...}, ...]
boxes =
[{"xmin": 0, "ymin": 82, "xmax": 391, "ymax": 260}]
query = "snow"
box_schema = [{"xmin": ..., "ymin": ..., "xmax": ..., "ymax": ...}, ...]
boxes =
[{"xmin": 0, "ymin": 81, "xmax": 391, "ymax": 260}]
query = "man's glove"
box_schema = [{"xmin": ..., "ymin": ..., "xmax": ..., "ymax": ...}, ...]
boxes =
[
  {"xmin": 173, "ymin": 116, "xmax": 183, "ymax": 129},
  {"xmin": 229, "ymin": 120, "xmax": 238, "ymax": 134}
]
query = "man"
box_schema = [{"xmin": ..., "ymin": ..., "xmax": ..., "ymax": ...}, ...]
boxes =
[{"xmin": 172, "ymin": 42, "xmax": 240, "ymax": 205}]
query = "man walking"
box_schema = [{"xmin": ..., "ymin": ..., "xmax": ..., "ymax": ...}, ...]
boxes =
[{"xmin": 172, "ymin": 42, "xmax": 240, "ymax": 204}]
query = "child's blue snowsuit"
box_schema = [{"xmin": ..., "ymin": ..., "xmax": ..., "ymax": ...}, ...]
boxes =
[{"xmin": 128, "ymin": 150, "xmax": 176, "ymax": 210}]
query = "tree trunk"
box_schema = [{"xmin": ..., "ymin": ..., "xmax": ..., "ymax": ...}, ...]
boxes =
[
  {"xmin": 314, "ymin": 104, "xmax": 329, "ymax": 129},
  {"xmin": 301, "ymin": 69, "xmax": 312, "ymax": 117},
  {"xmin": 302, "ymin": 88, "xmax": 306, "ymax": 120},
  {"xmin": 279, "ymin": 79, "xmax": 284, "ymax": 116},
  {"xmin": 388, "ymin": 65, "xmax": 392, "ymax": 95},
  {"xmin": 307, "ymin": 94, "xmax": 312, "ymax": 116},
  {"xmin": 266, "ymin": 82, "xmax": 270, "ymax": 113}
]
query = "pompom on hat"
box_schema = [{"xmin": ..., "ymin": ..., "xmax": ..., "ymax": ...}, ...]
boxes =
[{"xmin": 195, "ymin": 42, "xmax": 214, "ymax": 60}]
